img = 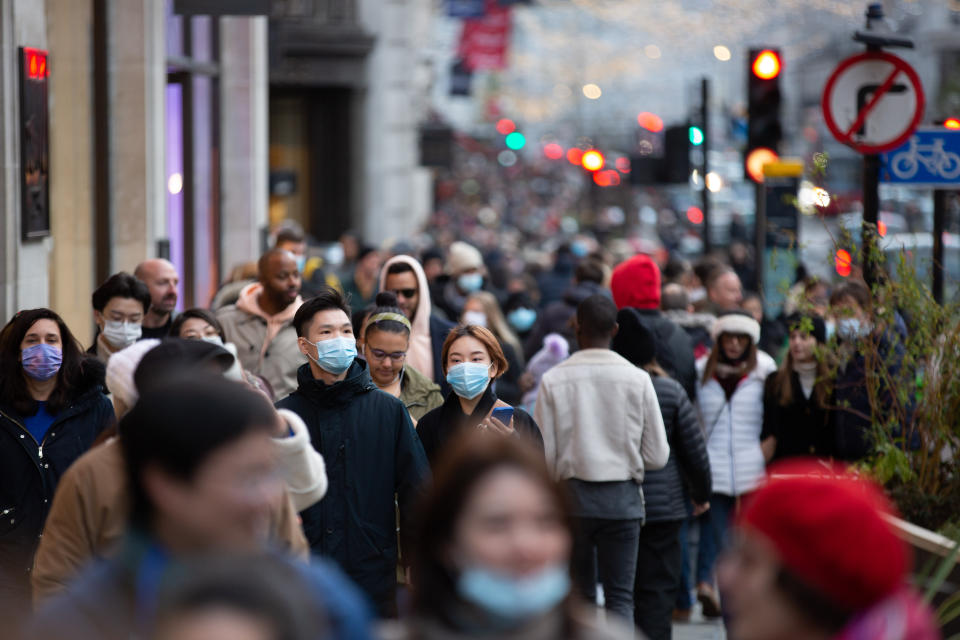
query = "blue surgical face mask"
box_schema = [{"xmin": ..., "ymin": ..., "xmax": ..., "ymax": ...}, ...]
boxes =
[
  {"xmin": 825, "ymin": 319, "xmax": 836, "ymax": 341},
  {"xmin": 457, "ymin": 565, "xmax": 570, "ymax": 621},
  {"xmin": 446, "ymin": 362, "xmax": 492, "ymax": 399},
  {"xmin": 458, "ymin": 273, "xmax": 483, "ymax": 294},
  {"xmin": 21, "ymin": 343, "xmax": 63, "ymax": 381},
  {"xmin": 838, "ymin": 317, "xmax": 870, "ymax": 340},
  {"xmin": 507, "ymin": 307, "xmax": 537, "ymax": 333},
  {"xmin": 306, "ymin": 336, "xmax": 357, "ymax": 375}
]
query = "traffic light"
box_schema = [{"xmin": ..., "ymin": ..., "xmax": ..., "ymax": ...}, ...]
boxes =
[
  {"xmin": 689, "ymin": 126, "xmax": 704, "ymax": 146},
  {"xmin": 746, "ymin": 48, "xmax": 782, "ymax": 182},
  {"xmin": 662, "ymin": 125, "xmax": 690, "ymax": 183},
  {"xmin": 581, "ymin": 150, "xmax": 605, "ymax": 172},
  {"xmin": 943, "ymin": 118, "xmax": 960, "ymax": 130}
]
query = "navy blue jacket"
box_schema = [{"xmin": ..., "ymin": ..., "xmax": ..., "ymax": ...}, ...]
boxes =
[
  {"xmin": 276, "ymin": 360, "xmax": 429, "ymax": 615},
  {"xmin": 0, "ymin": 360, "xmax": 113, "ymax": 613},
  {"xmin": 27, "ymin": 533, "xmax": 375, "ymax": 640},
  {"xmin": 429, "ymin": 314, "xmax": 455, "ymax": 395}
]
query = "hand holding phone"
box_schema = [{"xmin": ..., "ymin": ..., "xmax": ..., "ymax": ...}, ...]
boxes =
[{"xmin": 490, "ymin": 406, "xmax": 514, "ymax": 425}]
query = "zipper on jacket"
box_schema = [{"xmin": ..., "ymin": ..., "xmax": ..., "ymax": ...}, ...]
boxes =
[{"xmin": 0, "ymin": 407, "xmax": 44, "ymax": 470}]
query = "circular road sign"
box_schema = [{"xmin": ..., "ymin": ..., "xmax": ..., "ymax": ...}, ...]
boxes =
[{"xmin": 822, "ymin": 51, "xmax": 925, "ymax": 155}]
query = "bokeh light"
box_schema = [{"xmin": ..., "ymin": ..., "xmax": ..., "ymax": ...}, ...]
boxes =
[
  {"xmin": 713, "ymin": 45, "xmax": 731, "ymax": 61},
  {"xmin": 543, "ymin": 143, "xmax": 564, "ymax": 160},
  {"xmin": 582, "ymin": 83, "xmax": 602, "ymax": 99},
  {"xmin": 505, "ymin": 132, "xmax": 526, "ymax": 150},
  {"xmin": 686, "ymin": 206, "xmax": 704, "ymax": 225},
  {"xmin": 581, "ymin": 150, "xmax": 605, "ymax": 172},
  {"xmin": 495, "ymin": 118, "xmax": 516, "ymax": 135},
  {"xmin": 637, "ymin": 112, "xmax": 664, "ymax": 132},
  {"xmin": 644, "ymin": 44, "xmax": 661, "ymax": 59}
]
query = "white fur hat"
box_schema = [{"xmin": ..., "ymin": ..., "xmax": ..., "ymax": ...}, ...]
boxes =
[
  {"xmin": 105, "ymin": 339, "xmax": 161, "ymax": 411},
  {"xmin": 710, "ymin": 312, "xmax": 761, "ymax": 344}
]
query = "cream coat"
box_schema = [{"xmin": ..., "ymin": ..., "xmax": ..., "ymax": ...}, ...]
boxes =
[{"xmin": 535, "ymin": 349, "xmax": 670, "ymax": 483}]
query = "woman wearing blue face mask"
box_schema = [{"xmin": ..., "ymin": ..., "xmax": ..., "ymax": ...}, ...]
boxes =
[
  {"xmin": 416, "ymin": 325, "xmax": 543, "ymax": 468},
  {"xmin": 379, "ymin": 432, "xmax": 633, "ymax": 640},
  {"xmin": 0, "ymin": 308, "xmax": 113, "ymax": 621}
]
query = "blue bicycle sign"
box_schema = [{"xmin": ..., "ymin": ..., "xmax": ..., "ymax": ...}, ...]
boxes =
[{"xmin": 880, "ymin": 127, "xmax": 960, "ymax": 187}]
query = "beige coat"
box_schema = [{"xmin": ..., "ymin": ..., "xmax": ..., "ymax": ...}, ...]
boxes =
[
  {"xmin": 31, "ymin": 438, "xmax": 309, "ymax": 603},
  {"xmin": 534, "ymin": 348, "xmax": 670, "ymax": 483},
  {"xmin": 216, "ymin": 283, "xmax": 306, "ymax": 400}
]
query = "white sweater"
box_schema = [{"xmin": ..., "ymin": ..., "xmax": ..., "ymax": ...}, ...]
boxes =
[{"xmin": 534, "ymin": 349, "xmax": 670, "ymax": 483}]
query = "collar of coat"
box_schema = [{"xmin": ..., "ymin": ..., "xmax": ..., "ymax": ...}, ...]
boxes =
[{"xmin": 294, "ymin": 359, "xmax": 377, "ymax": 406}]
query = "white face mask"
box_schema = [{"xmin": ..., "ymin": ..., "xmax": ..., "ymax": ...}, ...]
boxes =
[
  {"xmin": 201, "ymin": 335, "xmax": 225, "ymax": 347},
  {"xmin": 103, "ymin": 320, "xmax": 142, "ymax": 349}
]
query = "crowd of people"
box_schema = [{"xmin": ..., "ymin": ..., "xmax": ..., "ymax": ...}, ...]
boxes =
[{"xmin": 0, "ymin": 223, "xmax": 939, "ymax": 640}]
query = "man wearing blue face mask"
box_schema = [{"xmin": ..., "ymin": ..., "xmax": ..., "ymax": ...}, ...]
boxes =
[
  {"xmin": 434, "ymin": 241, "xmax": 487, "ymax": 321},
  {"xmin": 829, "ymin": 281, "xmax": 912, "ymax": 462},
  {"xmin": 277, "ymin": 286, "xmax": 430, "ymax": 617}
]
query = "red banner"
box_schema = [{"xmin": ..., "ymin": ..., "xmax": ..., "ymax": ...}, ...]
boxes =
[{"xmin": 458, "ymin": 0, "xmax": 511, "ymax": 71}]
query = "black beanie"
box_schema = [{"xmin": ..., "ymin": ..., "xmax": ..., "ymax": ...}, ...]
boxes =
[{"xmin": 611, "ymin": 308, "xmax": 656, "ymax": 367}]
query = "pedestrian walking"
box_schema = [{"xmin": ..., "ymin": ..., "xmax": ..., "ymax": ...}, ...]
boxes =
[
  {"xmin": 611, "ymin": 311, "xmax": 712, "ymax": 640},
  {"xmin": 30, "ymin": 339, "xmax": 313, "ymax": 603},
  {"xmin": 28, "ymin": 376, "xmax": 372, "ymax": 640},
  {"xmin": 379, "ymin": 255, "xmax": 456, "ymax": 393},
  {"xmin": 434, "ymin": 241, "xmax": 487, "ymax": 321},
  {"xmin": 133, "ymin": 259, "xmax": 180, "ymax": 339},
  {"xmin": 0, "ymin": 309, "xmax": 114, "ymax": 625},
  {"xmin": 217, "ymin": 248, "xmax": 306, "ymax": 400},
  {"xmin": 277, "ymin": 286, "xmax": 429, "ymax": 617},
  {"xmin": 416, "ymin": 325, "xmax": 543, "ymax": 467},
  {"xmin": 829, "ymin": 281, "xmax": 910, "ymax": 461},
  {"xmin": 718, "ymin": 461, "xmax": 938, "ymax": 640},
  {"xmin": 461, "ymin": 290, "xmax": 525, "ymax": 405},
  {"xmin": 694, "ymin": 311, "xmax": 776, "ymax": 618},
  {"xmin": 89, "ymin": 272, "xmax": 152, "ymax": 363},
  {"xmin": 535, "ymin": 294, "xmax": 669, "ymax": 623},
  {"xmin": 761, "ymin": 314, "xmax": 834, "ymax": 461},
  {"xmin": 361, "ymin": 292, "xmax": 443, "ymax": 424},
  {"xmin": 611, "ymin": 253, "xmax": 697, "ymax": 401},
  {"xmin": 380, "ymin": 433, "xmax": 635, "ymax": 640}
]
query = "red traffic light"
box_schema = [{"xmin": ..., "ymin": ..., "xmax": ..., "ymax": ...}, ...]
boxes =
[
  {"xmin": 944, "ymin": 118, "xmax": 960, "ymax": 130},
  {"xmin": 593, "ymin": 170, "xmax": 621, "ymax": 187},
  {"xmin": 686, "ymin": 206, "xmax": 704, "ymax": 225},
  {"xmin": 752, "ymin": 50, "xmax": 781, "ymax": 80},
  {"xmin": 835, "ymin": 249, "xmax": 852, "ymax": 278},
  {"xmin": 745, "ymin": 147, "xmax": 779, "ymax": 183},
  {"xmin": 495, "ymin": 119, "xmax": 515, "ymax": 135},
  {"xmin": 637, "ymin": 112, "xmax": 664, "ymax": 133},
  {"xmin": 581, "ymin": 150, "xmax": 605, "ymax": 172}
]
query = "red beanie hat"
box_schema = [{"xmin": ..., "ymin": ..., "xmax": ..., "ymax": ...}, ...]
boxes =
[
  {"xmin": 611, "ymin": 254, "xmax": 661, "ymax": 310},
  {"xmin": 738, "ymin": 461, "xmax": 909, "ymax": 614}
]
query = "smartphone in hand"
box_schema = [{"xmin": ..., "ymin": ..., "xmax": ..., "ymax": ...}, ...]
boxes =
[{"xmin": 490, "ymin": 406, "xmax": 514, "ymax": 425}]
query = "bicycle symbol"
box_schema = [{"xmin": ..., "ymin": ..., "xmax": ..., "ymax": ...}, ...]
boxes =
[{"xmin": 889, "ymin": 136, "xmax": 960, "ymax": 179}]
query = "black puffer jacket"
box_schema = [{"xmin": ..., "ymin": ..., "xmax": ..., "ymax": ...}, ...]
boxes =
[
  {"xmin": 0, "ymin": 358, "xmax": 113, "ymax": 610},
  {"xmin": 276, "ymin": 359, "xmax": 429, "ymax": 616},
  {"xmin": 641, "ymin": 376, "xmax": 711, "ymax": 523}
]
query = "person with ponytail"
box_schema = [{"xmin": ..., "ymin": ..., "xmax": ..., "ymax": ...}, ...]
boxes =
[{"xmin": 364, "ymin": 292, "xmax": 444, "ymax": 424}]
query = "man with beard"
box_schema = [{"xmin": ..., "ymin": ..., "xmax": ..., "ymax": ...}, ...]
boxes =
[
  {"xmin": 218, "ymin": 249, "xmax": 307, "ymax": 400},
  {"xmin": 135, "ymin": 259, "xmax": 180, "ymax": 339}
]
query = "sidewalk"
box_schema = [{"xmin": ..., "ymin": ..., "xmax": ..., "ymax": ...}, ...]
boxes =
[{"xmin": 673, "ymin": 604, "xmax": 726, "ymax": 640}]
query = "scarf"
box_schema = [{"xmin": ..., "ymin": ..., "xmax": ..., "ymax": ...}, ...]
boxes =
[{"xmin": 714, "ymin": 356, "xmax": 749, "ymax": 400}]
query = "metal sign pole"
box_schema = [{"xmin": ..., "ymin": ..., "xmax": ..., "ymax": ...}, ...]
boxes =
[{"xmin": 933, "ymin": 190, "xmax": 946, "ymax": 303}]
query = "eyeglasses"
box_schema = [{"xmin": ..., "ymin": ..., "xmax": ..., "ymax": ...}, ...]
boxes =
[
  {"xmin": 389, "ymin": 288, "xmax": 417, "ymax": 300},
  {"xmin": 368, "ymin": 348, "xmax": 406, "ymax": 362}
]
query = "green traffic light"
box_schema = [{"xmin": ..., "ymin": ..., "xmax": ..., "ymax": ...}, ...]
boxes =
[
  {"xmin": 689, "ymin": 126, "xmax": 704, "ymax": 146},
  {"xmin": 505, "ymin": 132, "xmax": 526, "ymax": 150}
]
